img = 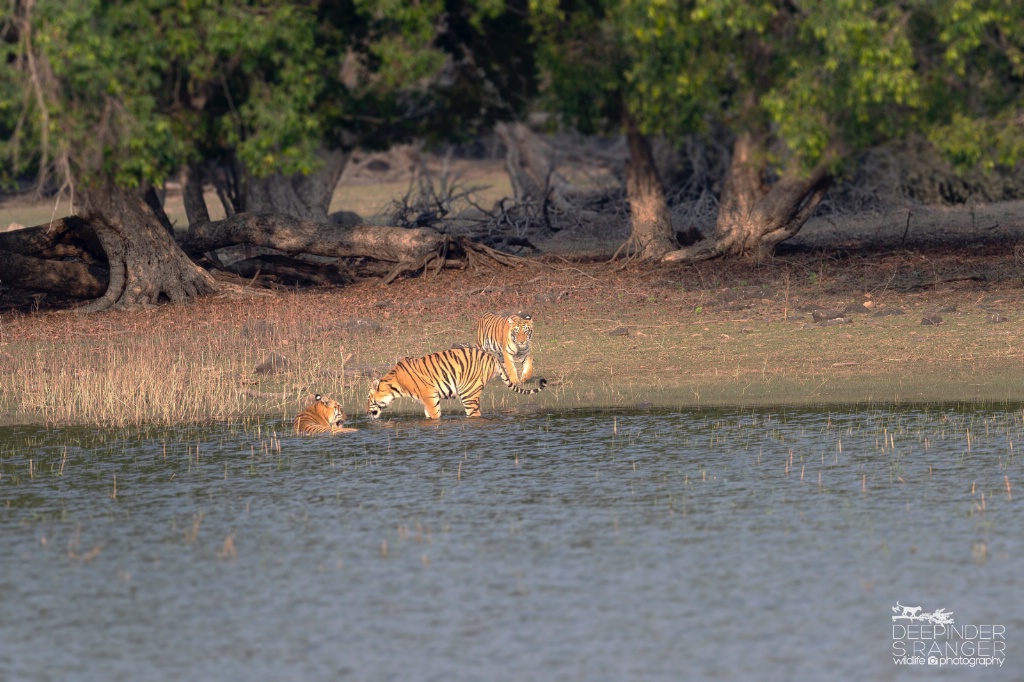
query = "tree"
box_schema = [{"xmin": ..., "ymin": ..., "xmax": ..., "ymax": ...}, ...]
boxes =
[
  {"xmin": 0, "ymin": 0, "xmax": 536, "ymax": 309},
  {"xmin": 529, "ymin": 0, "xmax": 677, "ymax": 259},
  {"xmin": 532, "ymin": 0, "xmax": 1024, "ymax": 261}
]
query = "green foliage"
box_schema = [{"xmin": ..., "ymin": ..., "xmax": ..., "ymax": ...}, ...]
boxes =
[
  {"xmin": 530, "ymin": 0, "xmax": 626, "ymax": 134},
  {"xmin": 5, "ymin": 0, "xmax": 1019, "ymax": 195},
  {"xmin": 532, "ymin": 0, "xmax": 1024, "ymax": 174},
  {"xmin": 1, "ymin": 0, "xmax": 535, "ymax": 191},
  {"xmin": 920, "ymin": 0, "xmax": 1024, "ymax": 171}
]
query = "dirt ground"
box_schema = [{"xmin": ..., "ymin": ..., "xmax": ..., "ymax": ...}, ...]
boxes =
[{"xmin": 4, "ymin": 169, "xmax": 1024, "ymax": 421}]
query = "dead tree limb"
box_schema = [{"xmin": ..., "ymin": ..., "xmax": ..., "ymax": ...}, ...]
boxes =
[
  {"xmin": 0, "ymin": 250, "xmax": 108, "ymax": 297},
  {"xmin": 0, "ymin": 216, "xmax": 104, "ymax": 262},
  {"xmin": 181, "ymin": 212, "xmax": 445, "ymax": 263}
]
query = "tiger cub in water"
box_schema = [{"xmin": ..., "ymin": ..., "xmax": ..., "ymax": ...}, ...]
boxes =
[
  {"xmin": 294, "ymin": 394, "xmax": 358, "ymax": 435},
  {"xmin": 366, "ymin": 346, "xmax": 546, "ymax": 419},
  {"xmin": 475, "ymin": 311, "xmax": 534, "ymax": 386}
]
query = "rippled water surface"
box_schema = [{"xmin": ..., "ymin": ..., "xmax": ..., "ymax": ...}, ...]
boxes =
[{"xmin": 1, "ymin": 406, "xmax": 1022, "ymax": 680}]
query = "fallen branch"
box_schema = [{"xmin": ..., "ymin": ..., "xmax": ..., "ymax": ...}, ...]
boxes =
[
  {"xmin": 0, "ymin": 250, "xmax": 108, "ymax": 297},
  {"xmin": 181, "ymin": 212, "xmax": 443, "ymax": 263},
  {"xmin": 0, "ymin": 216, "xmax": 104, "ymax": 262}
]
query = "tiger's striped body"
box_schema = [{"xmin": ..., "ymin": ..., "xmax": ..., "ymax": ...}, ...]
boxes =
[
  {"xmin": 294, "ymin": 394, "xmax": 357, "ymax": 435},
  {"xmin": 366, "ymin": 346, "xmax": 547, "ymax": 419},
  {"xmin": 475, "ymin": 311, "xmax": 534, "ymax": 386}
]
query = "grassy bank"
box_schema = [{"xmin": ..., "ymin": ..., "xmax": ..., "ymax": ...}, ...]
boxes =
[
  {"xmin": 2, "ymin": 246, "xmax": 1024, "ymax": 427},
  {"xmin": 0, "ymin": 299, "xmax": 361, "ymax": 426}
]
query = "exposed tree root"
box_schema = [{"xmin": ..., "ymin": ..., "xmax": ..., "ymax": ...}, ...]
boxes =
[
  {"xmin": 661, "ymin": 239, "xmax": 727, "ymax": 263},
  {"xmin": 381, "ymin": 236, "xmax": 540, "ymax": 285},
  {"xmin": 75, "ymin": 186, "xmax": 218, "ymax": 312},
  {"xmin": 608, "ymin": 234, "xmax": 645, "ymax": 268}
]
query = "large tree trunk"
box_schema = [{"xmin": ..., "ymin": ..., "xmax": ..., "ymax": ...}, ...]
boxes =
[
  {"xmin": 664, "ymin": 133, "xmax": 832, "ymax": 262},
  {"xmin": 243, "ymin": 149, "xmax": 349, "ymax": 222},
  {"xmin": 619, "ymin": 112, "xmax": 678, "ymax": 260},
  {"xmin": 77, "ymin": 183, "xmax": 218, "ymax": 311}
]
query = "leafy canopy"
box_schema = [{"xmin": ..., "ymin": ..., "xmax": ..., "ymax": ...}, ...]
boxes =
[
  {"xmin": 531, "ymin": 0, "xmax": 1024, "ymax": 172},
  {"xmin": 0, "ymin": 0, "xmax": 534, "ymax": 191}
]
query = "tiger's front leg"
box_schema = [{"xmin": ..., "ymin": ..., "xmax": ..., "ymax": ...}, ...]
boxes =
[
  {"xmin": 503, "ymin": 355, "xmax": 522, "ymax": 385},
  {"xmin": 520, "ymin": 355, "xmax": 534, "ymax": 383}
]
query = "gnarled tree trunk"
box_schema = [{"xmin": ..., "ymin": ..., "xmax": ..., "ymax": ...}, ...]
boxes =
[
  {"xmin": 618, "ymin": 112, "xmax": 678, "ymax": 260},
  {"xmin": 664, "ymin": 132, "xmax": 833, "ymax": 262},
  {"xmin": 77, "ymin": 182, "xmax": 218, "ymax": 311},
  {"xmin": 243, "ymin": 149, "xmax": 349, "ymax": 222}
]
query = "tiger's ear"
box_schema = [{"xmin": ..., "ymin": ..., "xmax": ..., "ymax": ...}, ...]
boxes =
[{"xmin": 315, "ymin": 393, "xmax": 323, "ymax": 401}]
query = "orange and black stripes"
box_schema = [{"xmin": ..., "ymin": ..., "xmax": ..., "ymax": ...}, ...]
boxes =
[
  {"xmin": 367, "ymin": 347, "xmax": 547, "ymax": 419},
  {"xmin": 294, "ymin": 394, "xmax": 353, "ymax": 435},
  {"xmin": 475, "ymin": 312, "xmax": 534, "ymax": 385}
]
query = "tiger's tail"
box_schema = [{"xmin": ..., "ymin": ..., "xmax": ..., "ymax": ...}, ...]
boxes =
[{"xmin": 494, "ymin": 359, "xmax": 546, "ymax": 394}]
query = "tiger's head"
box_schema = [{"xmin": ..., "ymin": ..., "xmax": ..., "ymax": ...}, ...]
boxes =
[
  {"xmin": 366, "ymin": 376, "xmax": 399, "ymax": 419},
  {"xmin": 312, "ymin": 394, "xmax": 346, "ymax": 427},
  {"xmin": 509, "ymin": 314, "xmax": 533, "ymax": 348}
]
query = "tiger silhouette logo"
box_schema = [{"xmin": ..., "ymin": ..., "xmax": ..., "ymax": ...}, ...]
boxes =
[{"xmin": 892, "ymin": 602, "xmax": 922, "ymax": 618}]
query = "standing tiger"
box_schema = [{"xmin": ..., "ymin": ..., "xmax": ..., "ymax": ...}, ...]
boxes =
[
  {"xmin": 294, "ymin": 394, "xmax": 358, "ymax": 435},
  {"xmin": 366, "ymin": 346, "xmax": 547, "ymax": 419},
  {"xmin": 475, "ymin": 311, "xmax": 534, "ymax": 386}
]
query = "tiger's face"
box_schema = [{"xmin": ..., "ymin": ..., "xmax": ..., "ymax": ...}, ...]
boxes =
[
  {"xmin": 510, "ymin": 319, "xmax": 533, "ymax": 348},
  {"xmin": 366, "ymin": 378, "xmax": 397, "ymax": 419},
  {"xmin": 314, "ymin": 395, "xmax": 346, "ymax": 426}
]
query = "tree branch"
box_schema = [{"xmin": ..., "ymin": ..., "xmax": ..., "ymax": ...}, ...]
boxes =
[
  {"xmin": 181, "ymin": 213, "xmax": 445, "ymax": 263},
  {"xmin": 0, "ymin": 250, "xmax": 108, "ymax": 297},
  {"xmin": 0, "ymin": 216, "xmax": 104, "ymax": 262}
]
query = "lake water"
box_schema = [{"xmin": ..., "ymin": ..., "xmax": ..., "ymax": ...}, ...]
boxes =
[{"xmin": 1, "ymin": 406, "xmax": 1021, "ymax": 680}]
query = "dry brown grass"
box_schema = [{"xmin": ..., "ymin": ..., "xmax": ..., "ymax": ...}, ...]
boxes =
[
  {"xmin": 0, "ymin": 295, "xmax": 369, "ymax": 426},
  {"xmin": 3, "ymin": 175, "xmax": 1024, "ymax": 426},
  {"xmin": 3, "ymin": 224, "xmax": 1024, "ymax": 427}
]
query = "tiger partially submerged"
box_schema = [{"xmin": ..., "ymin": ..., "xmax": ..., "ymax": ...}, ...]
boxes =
[
  {"xmin": 475, "ymin": 311, "xmax": 534, "ymax": 386},
  {"xmin": 366, "ymin": 346, "xmax": 547, "ymax": 419},
  {"xmin": 294, "ymin": 394, "xmax": 358, "ymax": 435}
]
